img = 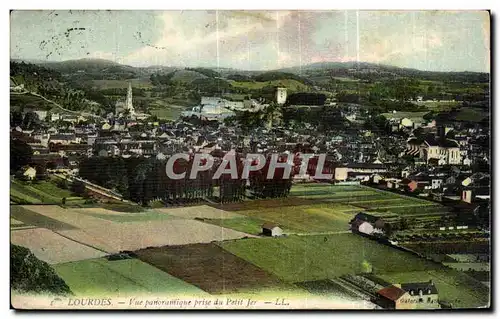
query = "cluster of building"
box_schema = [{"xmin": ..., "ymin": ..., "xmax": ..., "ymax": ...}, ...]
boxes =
[{"xmin": 12, "ymin": 82, "xmax": 490, "ymax": 205}]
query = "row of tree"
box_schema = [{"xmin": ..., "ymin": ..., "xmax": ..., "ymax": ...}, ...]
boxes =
[{"xmin": 78, "ymin": 154, "xmax": 301, "ymax": 206}]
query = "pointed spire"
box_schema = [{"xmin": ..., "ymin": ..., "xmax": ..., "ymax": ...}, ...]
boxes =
[{"xmin": 126, "ymin": 82, "xmax": 135, "ymax": 116}]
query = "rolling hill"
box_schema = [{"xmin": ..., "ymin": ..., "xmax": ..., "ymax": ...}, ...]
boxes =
[{"xmin": 24, "ymin": 58, "xmax": 490, "ymax": 85}]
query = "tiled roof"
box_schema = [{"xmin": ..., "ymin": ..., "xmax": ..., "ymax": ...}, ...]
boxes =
[{"xmin": 377, "ymin": 286, "xmax": 407, "ymax": 301}]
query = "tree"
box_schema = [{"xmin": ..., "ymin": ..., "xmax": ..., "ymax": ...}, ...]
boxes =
[
  {"xmin": 70, "ymin": 180, "xmax": 86, "ymax": 195},
  {"xmin": 10, "ymin": 110, "xmax": 24, "ymax": 127},
  {"xmin": 11, "ymin": 244, "xmax": 72, "ymax": 295},
  {"xmin": 56, "ymin": 179, "xmax": 68, "ymax": 189},
  {"xmin": 399, "ymin": 217, "xmax": 409, "ymax": 230},
  {"xmin": 23, "ymin": 111, "xmax": 40, "ymax": 129},
  {"xmin": 10, "ymin": 138, "xmax": 32, "ymax": 172},
  {"xmin": 35, "ymin": 163, "xmax": 47, "ymax": 180}
]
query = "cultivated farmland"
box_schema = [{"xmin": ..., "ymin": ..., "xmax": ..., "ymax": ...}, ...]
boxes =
[
  {"xmin": 205, "ymin": 183, "xmax": 451, "ymax": 235},
  {"xmin": 135, "ymin": 243, "xmax": 291, "ymax": 294},
  {"xmin": 10, "ymin": 179, "xmax": 83, "ymax": 205},
  {"xmin": 10, "ymin": 206, "xmax": 76, "ymax": 231},
  {"xmin": 219, "ymin": 233, "xmax": 439, "ymax": 282},
  {"xmin": 218, "ymin": 233, "xmax": 489, "ymax": 308},
  {"xmin": 54, "ymin": 258, "xmax": 207, "ymax": 297},
  {"xmin": 16, "ymin": 205, "xmax": 254, "ymax": 253},
  {"xmin": 11, "ymin": 228, "xmax": 106, "ymax": 264},
  {"xmin": 290, "ymin": 183, "xmax": 450, "ymax": 217},
  {"xmin": 73, "ymin": 207, "xmax": 172, "ymax": 223},
  {"xmin": 210, "ymin": 197, "xmax": 359, "ymax": 234},
  {"xmin": 202, "ymin": 217, "xmax": 270, "ymax": 235},
  {"xmin": 155, "ymin": 205, "xmax": 243, "ymax": 220},
  {"xmin": 61, "ymin": 219, "xmax": 254, "ymax": 252}
]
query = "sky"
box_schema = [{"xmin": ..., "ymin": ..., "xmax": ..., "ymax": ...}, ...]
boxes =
[{"xmin": 10, "ymin": 10, "xmax": 490, "ymax": 72}]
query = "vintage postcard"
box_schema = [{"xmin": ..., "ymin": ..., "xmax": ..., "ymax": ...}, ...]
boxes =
[{"xmin": 9, "ymin": 9, "xmax": 490, "ymax": 310}]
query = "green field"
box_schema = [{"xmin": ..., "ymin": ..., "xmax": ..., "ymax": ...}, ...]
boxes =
[
  {"xmin": 220, "ymin": 234, "xmax": 439, "ymax": 282},
  {"xmin": 76, "ymin": 209, "xmax": 172, "ymax": 223},
  {"xmin": 10, "ymin": 179, "xmax": 83, "ymax": 204},
  {"xmin": 54, "ymin": 258, "xmax": 207, "ymax": 297},
  {"xmin": 10, "ymin": 94, "xmax": 53, "ymax": 111},
  {"xmin": 453, "ymin": 107, "xmax": 489, "ymax": 122},
  {"xmin": 149, "ymin": 106, "xmax": 185, "ymax": 120},
  {"xmin": 290, "ymin": 183, "xmax": 447, "ymax": 216},
  {"xmin": 219, "ymin": 234, "xmax": 489, "ymax": 308},
  {"xmin": 202, "ymin": 183, "xmax": 452, "ymax": 236},
  {"xmin": 31, "ymin": 181, "xmax": 75, "ymax": 198},
  {"xmin": 417, "ymin": 100, "xmax": 460, "ymax": 111},
  {"xmin": 91, "ymin": 78, "xmax": 153, "ymax": 90},
  {"xmin": 229, "ymin": 79, "xmax": 310, "ymax": 92},
  {"xmin": 202, "ymin": 217, "xmax": 272, "ymax": 235},
  {"xmin": 208, "ymin": 184, "xmax": 448, "ymax": 234},
  {"xmin": 232, "ymin": 202, "xmax": 358, "ymax": 233},
  {"xmin": 100, "ymin": 202, "xmax": 146, "ymax": 213},
  {"xmin": 10, "ymin": 187, "xmax": 42, "ymax": 204},
  {"xmin": 381, "ymin": 111, "xmax": 430, "ymax": 120}
]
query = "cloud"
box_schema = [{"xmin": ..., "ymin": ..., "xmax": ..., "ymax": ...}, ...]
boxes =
[{"xmin": 10, "ymin": 10, "xmax": 490, "ymax": 72}]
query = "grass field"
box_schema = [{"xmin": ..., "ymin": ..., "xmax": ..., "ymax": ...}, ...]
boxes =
[
  {"xmin": 452, "ymin": 107, "xmax": 489, "ymax": 122},
  {"xmin": 10, "ymin": 179, "xmax": 83, "ymax": 204},
  {"xmin": 202, "ymin": 217, "xmax": 271, "ymax": 235},
  {"xmin": 10, "ymin": 187, "xmax": 42, "ymax": 204},
  {"xmin": 99, "ymin": 202, "xmax": 146, "ymax": 213},
  {"xmin": 381, "ymin": 111, "xmax": 430, "ymax": 120},
  {"xmin": 30, "ymin": 181, "xmax": 75, "ymax": 198},
  {"xmin": 149, "ymin": 106, "xmax": 185, "ymax": 120},
  {"xmin": 207, "ymin": 183, "xmax": 449, "ymax": 235},
  {"xmin": 219, "ymin": 234, "xmax": 489, "ymax": 308},
  {"xmin": 155, "ymin": 205, "xmax": 242, "ymax": 219},
  {"xmin": 73, "ymin": 208, "xmax": 172, "ymax": 223},
  {"xmin": 220, "ymin": 233, "xmax": 439, "ymax": 283},
  {"xmin": 290, "ymin": 183, "xmax": 448, "ymax": 217},
  {"xmin": 10, "ymin": 94, "xmax": 53, "ymax": 110},
  {"xmin": 91, "ymin": 78, "xmax": 153, "ymax": 90},
  {"xmin": 223, "ymin": 202, "xmax": 358, "ymax": 233},
  {"xmin": 54, "ymin": 258, "xmax": 207, "ymax": 297},
  {"xmin": 417, "ymin": 100, "xmax": 460, "ymax": 111},
  {"xmin": 228, "ymin": 79, "xmax": 310, "ymax": 91}
]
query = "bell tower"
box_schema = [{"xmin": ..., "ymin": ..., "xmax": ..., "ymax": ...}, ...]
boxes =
[{"xmin": 126, "ymin": 82, "xmax": 135, "ymax": 116}]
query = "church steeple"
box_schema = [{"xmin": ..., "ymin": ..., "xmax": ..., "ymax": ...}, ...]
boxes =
[{"xmin": 126, "ymin": 82, "xmax": 135, "ymax": 115}]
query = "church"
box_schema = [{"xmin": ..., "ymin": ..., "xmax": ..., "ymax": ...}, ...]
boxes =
[{"xmin": 115, "ymin": 82, "xmax": 136, "ymax": 119}]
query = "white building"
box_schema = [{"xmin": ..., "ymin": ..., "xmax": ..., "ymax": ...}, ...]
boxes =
[
  {"xmin": 23, "ymin": 166, "xmax": 37, "ymax": 180},
  {"xmin": 406, "ymin": 136, "xmax": 461, "ymax": 165},
  {"xmin": 262, "ymin": 223, "xmax": 283, "ymax": 237},
  {"xmin": 358, "ymin": 221, "xmax": 375, "ymax": 235},
  {"xmin": 276, "ymin": 87, "xmax": 287, "ymax": 105}
]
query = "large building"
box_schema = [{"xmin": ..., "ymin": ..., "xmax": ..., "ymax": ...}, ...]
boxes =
[
  {"xmin": 276, "ymin": 87, "xmax": 287, "ymax": 105},
  {"xmin": 406, "ymin": 134, "xmax": 461, "ymax": 165},
  {"xmin": 115, "ymin": 82, "xmax": 136, "ymax": 118},
  {"xmin": 181, "ymin": 96, "xmax": 236, "ymax": 121}
]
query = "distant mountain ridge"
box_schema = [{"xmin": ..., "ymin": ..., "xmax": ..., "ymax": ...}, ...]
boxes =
[
  {"xmin": 12, "ymin": 58, "xmax": 489, "ymax": 84},
  {"xmin": 13, "ymin": 58, "xmax": 489, "ymax": 75}
]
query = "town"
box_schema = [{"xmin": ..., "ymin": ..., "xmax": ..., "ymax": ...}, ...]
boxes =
[{"xmin": 10, "ymin": 10, "xmax": 490, "ymax": 311}]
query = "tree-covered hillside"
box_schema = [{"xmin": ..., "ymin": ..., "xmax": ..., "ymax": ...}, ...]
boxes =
[{"xmin": 11, "ymin": 244, "xmax": 72, "ymax": 295}]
